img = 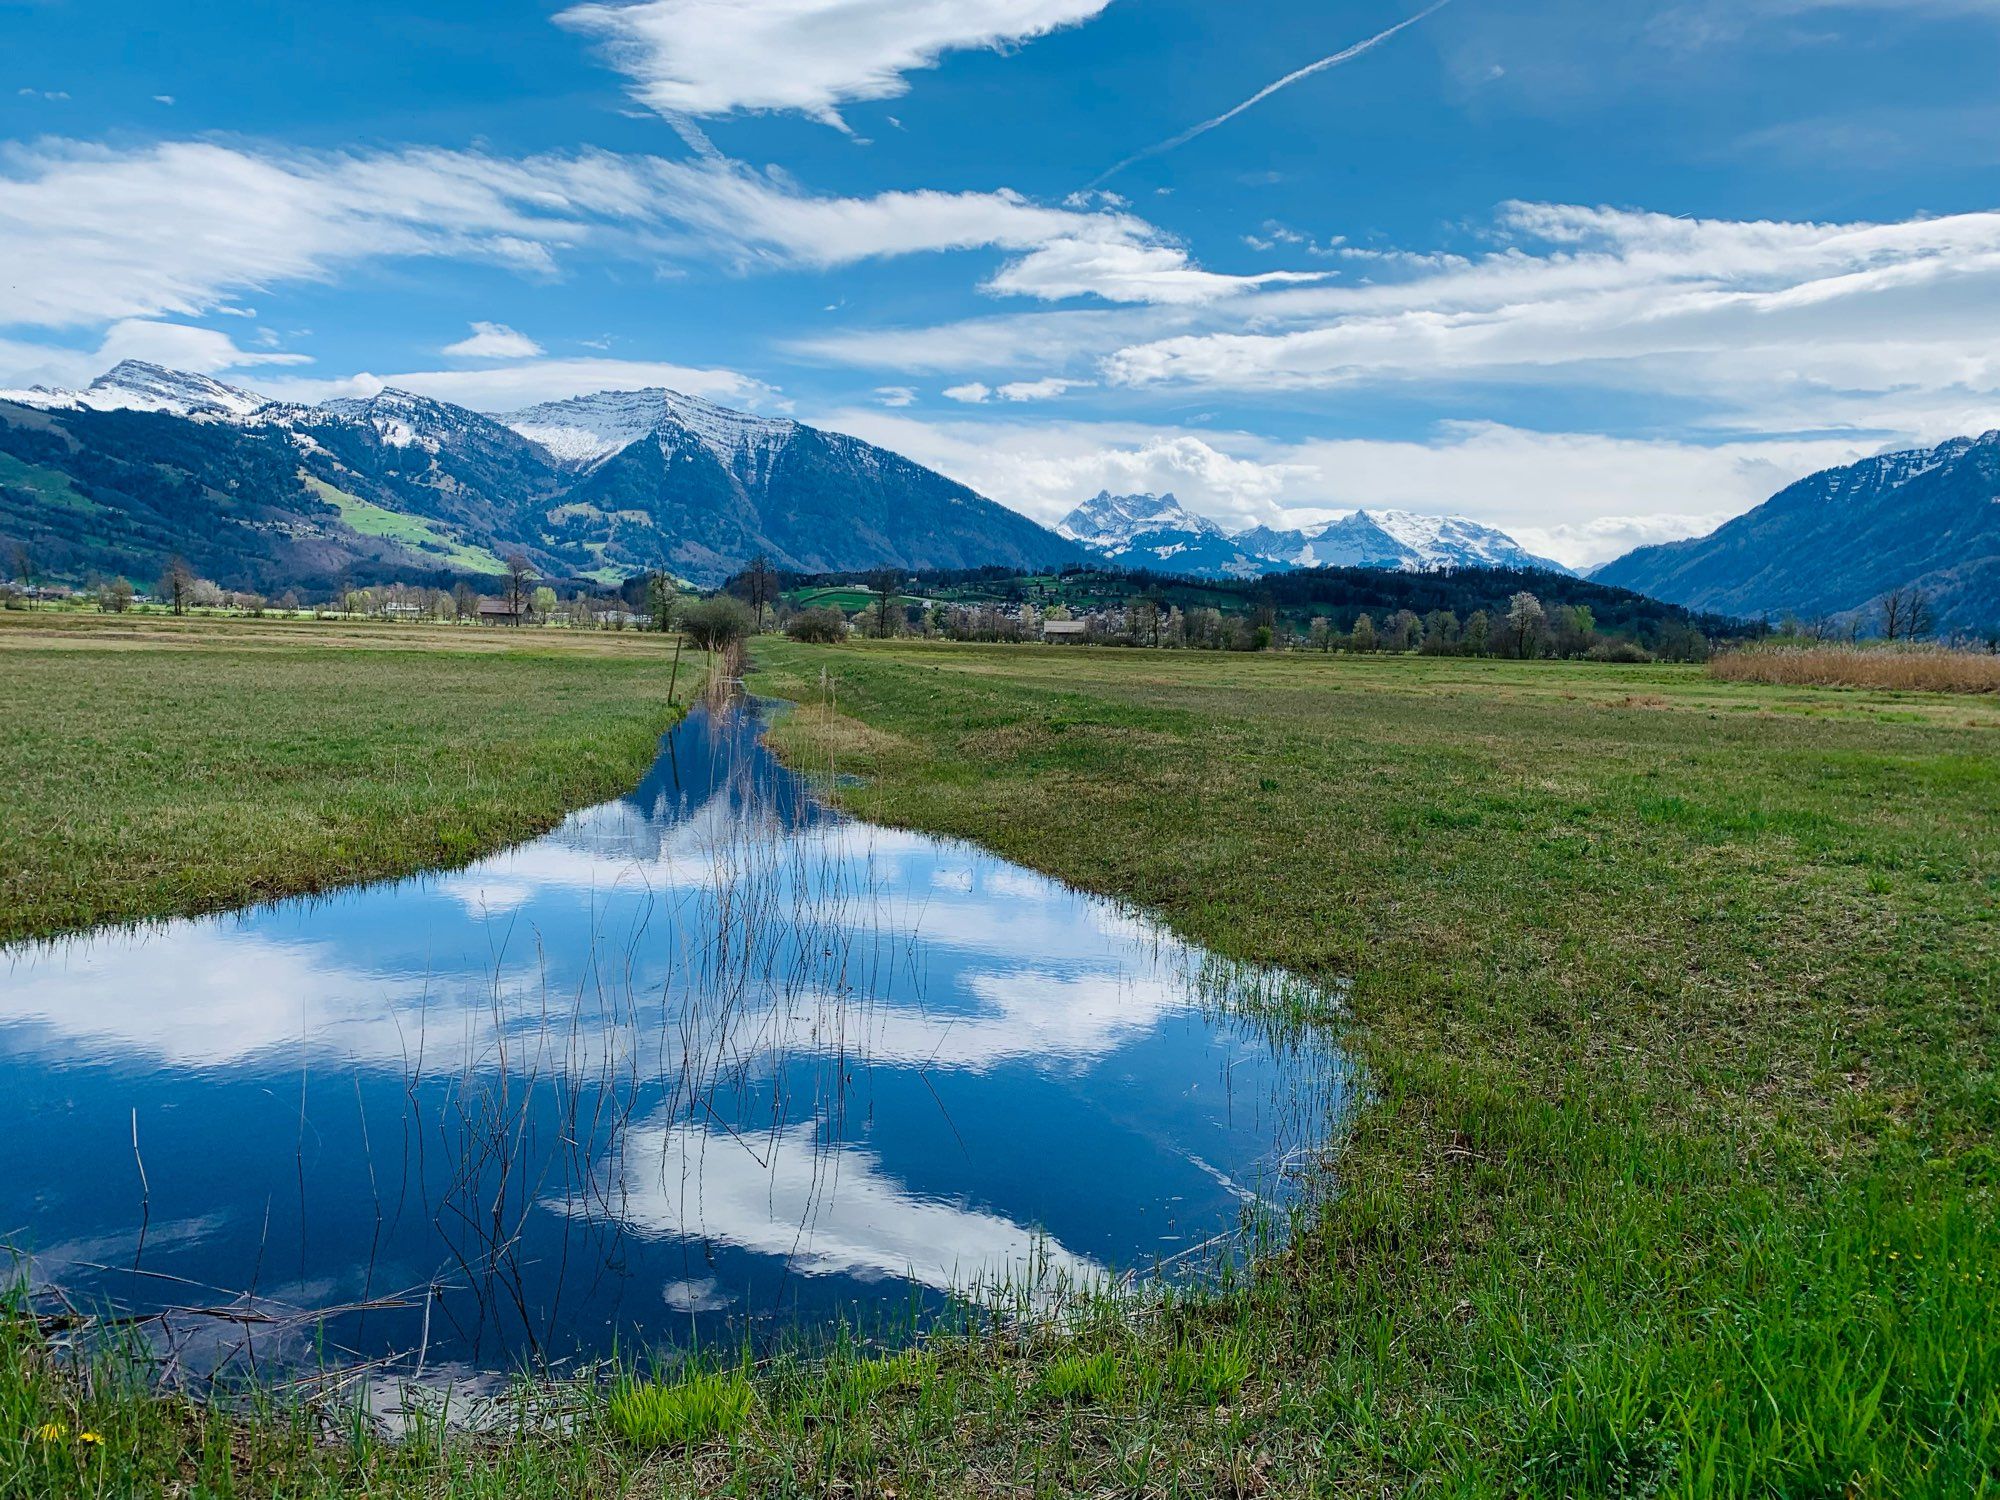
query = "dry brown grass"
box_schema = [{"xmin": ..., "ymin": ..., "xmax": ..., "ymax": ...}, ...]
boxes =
[{"xmin": 1710, "ymin": 642, "xmax": 2000, "ymax": 694}]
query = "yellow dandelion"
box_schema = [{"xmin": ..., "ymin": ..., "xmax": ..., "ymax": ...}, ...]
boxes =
[
  {"xmin": 33, "ymin": 1422, "xmax": 67, "ymax": 1442},
  {"xmin": 78, "ymin": 1432, "xmax": 102, "ymax": 1447}
]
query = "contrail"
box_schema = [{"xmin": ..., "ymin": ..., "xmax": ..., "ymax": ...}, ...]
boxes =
[{"xmin": 1087, "ymin": 0, "xmax": 1455, "ymax": 189}]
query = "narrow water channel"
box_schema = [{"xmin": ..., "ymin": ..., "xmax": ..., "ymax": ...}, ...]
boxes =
[{"xmin": 1, "ymin": 698, "xmax": 1348, "ymax": 1383}]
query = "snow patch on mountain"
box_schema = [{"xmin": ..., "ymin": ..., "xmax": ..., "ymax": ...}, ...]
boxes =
[
  {"xmin": 1057, "ymin": 491, "xmax": 1223, "ymax": 547},
  {"xmin": 502, "ymin": 388, "xmax": 796, "ymax": 472},
  {"xmin": 0, "ymin": 361, "xmax": 273, "ymax": 422},
  {"xmin": 317, "ymin": 388, "xmax": 499, "ymax": 453}
]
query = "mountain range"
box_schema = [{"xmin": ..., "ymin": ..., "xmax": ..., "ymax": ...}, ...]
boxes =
[
  {"xmin": 1056, "ymin": 490, "xmax": 1570, "ymax": 579},
  {"xmin": 1593, "ymin": 431, "xmax": 2000, "ymax": 635},
  {"xmin": 0, "ymin": 362, "xmax": 1080, "ymax": 590}
]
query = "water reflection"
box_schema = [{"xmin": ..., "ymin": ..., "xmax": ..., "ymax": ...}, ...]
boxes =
[{"xmin": 0, "ymin": 700, "xmax": 1347, "ymax": 1376}]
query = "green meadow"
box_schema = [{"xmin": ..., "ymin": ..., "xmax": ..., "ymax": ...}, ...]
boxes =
[{"xmin": 0, "ymin": 613, "xmax": 686, "ymax": 945}]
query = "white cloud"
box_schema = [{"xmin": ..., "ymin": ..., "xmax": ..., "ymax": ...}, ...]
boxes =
[
  {"xmin": 0, "ymin": 140, "xmax": 1299, "ymax": 331},
  {"xmin": 807, "ymin": 407, "xmax": 1871, "ymax": 567},
  {"xmin": 987, "ymin": 237, "xmax": 1323, "ymax": 305},
  {"xmin": 441, "ymin": 321, "xmax": 544, "ymax": 358},
  {"xmin": 994, "ymin": 376, "xmax": 1090, "ymax": 401},
  {"xmin": 254, "ymin": 357, "xmax": 777, "ymax": 412},
  {"xmin": 555, "ymin": 0, "xmax": 1113, "ymax": 128},
  {"xmin": 789, "ymin": 306, "xmax": 1178, "ymax": 372},
  {"xmin": 873, "ymin": 384, "xmax": 916, "ymax": 406},
  {"xmin": 1101, "ymin": 201, "xmax": 2000, "ymax": 439},
  {"xmin": 0, "ymin": 140, "xmax": 588, "ymax": 329},
  {"xmin": 942, "ymin": 382, "xmax": 991, "ymax": 403}
]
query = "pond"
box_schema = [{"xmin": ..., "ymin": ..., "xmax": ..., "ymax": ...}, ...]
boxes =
[{"xmin": 1, "ymin": 698, "xmax": 1348, "ymax": 1384}]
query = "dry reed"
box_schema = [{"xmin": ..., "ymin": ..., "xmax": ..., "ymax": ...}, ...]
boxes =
[{"xmin": 1709, "ymin": 643, "xmax": 2000, "ymax": 693}]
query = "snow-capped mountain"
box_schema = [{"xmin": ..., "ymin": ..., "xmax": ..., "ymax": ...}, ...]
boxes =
[
  {"xmin": 0, "ymin": 363, "xmax": 1079, "ymax": 590},
  {"xmin": 1056, "ymin": 492, "xmax": 1274, "ymax": 579},
  {"xmin": 317, "ymin": 387, "xmax": 502, "ymax": 452},
  {"xmin": 502, "ymin": 388, "xmax": 798, "ymax": 477},
  {"xmin": 1058, "ymin": 490, "xmax": 1224, "ymax": 547},
  {"xmin": 0, "ymin": 360, "xmax": 273, "ymax": 422},
  {"xmin": 1060, "ymin": 492, "xmax": 1568, "ymax": 579},
  {"xmin": 1283, "ymin": 510, "xmax": 1569, "ymax": 573}
]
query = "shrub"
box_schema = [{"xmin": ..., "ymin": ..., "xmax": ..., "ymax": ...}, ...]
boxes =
[
  {"xmin": 606, "ymin": 1368, "xmax": 755, "ymax": 1448},
  {"xmin": 680, "ymin": 594, "xmax": 756, "ymax": 651},
  {"xmin": 1710, "ymin": 643, "xmax": 2000, "ymax": 694},
  {"xmin": 1589, "ymin": 639, "xmax": 1655, "ymax": 663},
  {"xmin": 785, "ymin": 606, "xmax": 849, "ymax": 644}
]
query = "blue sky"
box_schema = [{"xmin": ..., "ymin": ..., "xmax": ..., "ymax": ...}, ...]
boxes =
[{"xmin": 5, "ymin": 0, "xmax": 2000, "ymax": 563}]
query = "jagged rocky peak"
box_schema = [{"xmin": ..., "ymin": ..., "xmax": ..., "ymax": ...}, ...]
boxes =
[
  {"xmin": 501, "ymin": 387, "xmax": 797, "ymax": 469},
  {"xmin": 1057, "ymin": 491, "xmax": 1223, "ymax": 545}
]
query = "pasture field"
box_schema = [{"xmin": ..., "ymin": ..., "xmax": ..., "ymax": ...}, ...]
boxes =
[
  {"xmin": 2, "ymin": 631, "xmax": 1995, "ymax": 1497},
  {"xmin": 746, "ymin": 640, "xmax": 2000, "ymax": 1495},
  {"xmin": 0, "ymin": 611, "xmax": 688, "ymax": 945}
]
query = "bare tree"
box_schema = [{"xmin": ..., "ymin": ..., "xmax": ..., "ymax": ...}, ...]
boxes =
[
  {"xmin": 157, "ymin": 556, "xmax": 195, "ymax": 616},
  {"xmin": 1908, "ymin": 587, "xmax": 1935, "ymax": 641},
  {"xmin": 452, "ymin": 581, "xmax": 479, "ymax": 622},
  {"xmin": 503, "ymin": 552, "xmax": 533, "ymax": 625},
  {"xmin": 1880, "ymin": 586, "xmax": 1909, "ymax": 641},
  {"xmin": 8, "ymin": 541, "xmax": 33, "ymax": 605},
  {"xmin": 742, "ymin": 554, "xmax": 778, "ymax": 632},
  {"xmin": 869, "ymin": 568, "xmax": 902, "ymax": 639}
]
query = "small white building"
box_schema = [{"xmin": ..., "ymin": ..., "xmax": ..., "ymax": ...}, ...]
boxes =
[{"xmin": 1041, "ymin": 619, "xmax": 1089, "ymax": 642}]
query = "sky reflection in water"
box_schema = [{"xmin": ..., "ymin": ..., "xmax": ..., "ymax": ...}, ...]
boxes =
[{"xmin": 0, "ymin": 700, "xmax": 1347, "ymax": 1374}]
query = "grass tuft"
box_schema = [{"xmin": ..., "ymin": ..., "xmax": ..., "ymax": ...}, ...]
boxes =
[{"xmin": 605, "ymin": 1368, "xmax": 756, "ymax": 1449}]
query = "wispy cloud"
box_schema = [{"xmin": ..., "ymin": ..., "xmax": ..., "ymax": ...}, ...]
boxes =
[
  {"xmin": 0, "ymin": 139, "xmax": 1313, "ymax": 331},
  {"xmin": 1099, "ymin": 200, "xmax": 2000, "ymax": 439},
  {"xmin": 253, "ymin": 358, "xmax": 778, "ymax": 412},
  {"xmin": 1090, "ymin": 0, "xmax": 1454, "ymax": 187},
  {"xmin": 442, "ymin": 321, "xmax": 544, "ymax": 358},
  {"xmin": 557, "ymin": 0, "xmax": 1113, "ymax": 130}
]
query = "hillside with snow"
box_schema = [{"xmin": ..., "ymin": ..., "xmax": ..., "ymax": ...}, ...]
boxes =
[{"xmin": 0, "ymin": 364, "xmax": 1079, "ymax": 589}]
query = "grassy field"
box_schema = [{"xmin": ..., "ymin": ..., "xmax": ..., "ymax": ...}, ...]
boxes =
[
  {"xmin": 0, "ymin": 612, "xmax": 689, "ymax": 945},
  {"xmin": 743, "ymin": 642, "xmax": 2000, "ymax": 1495},
  {"xmin": 3, "ymin": 633, "xmax": 1996, "ymax": 1496}
]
